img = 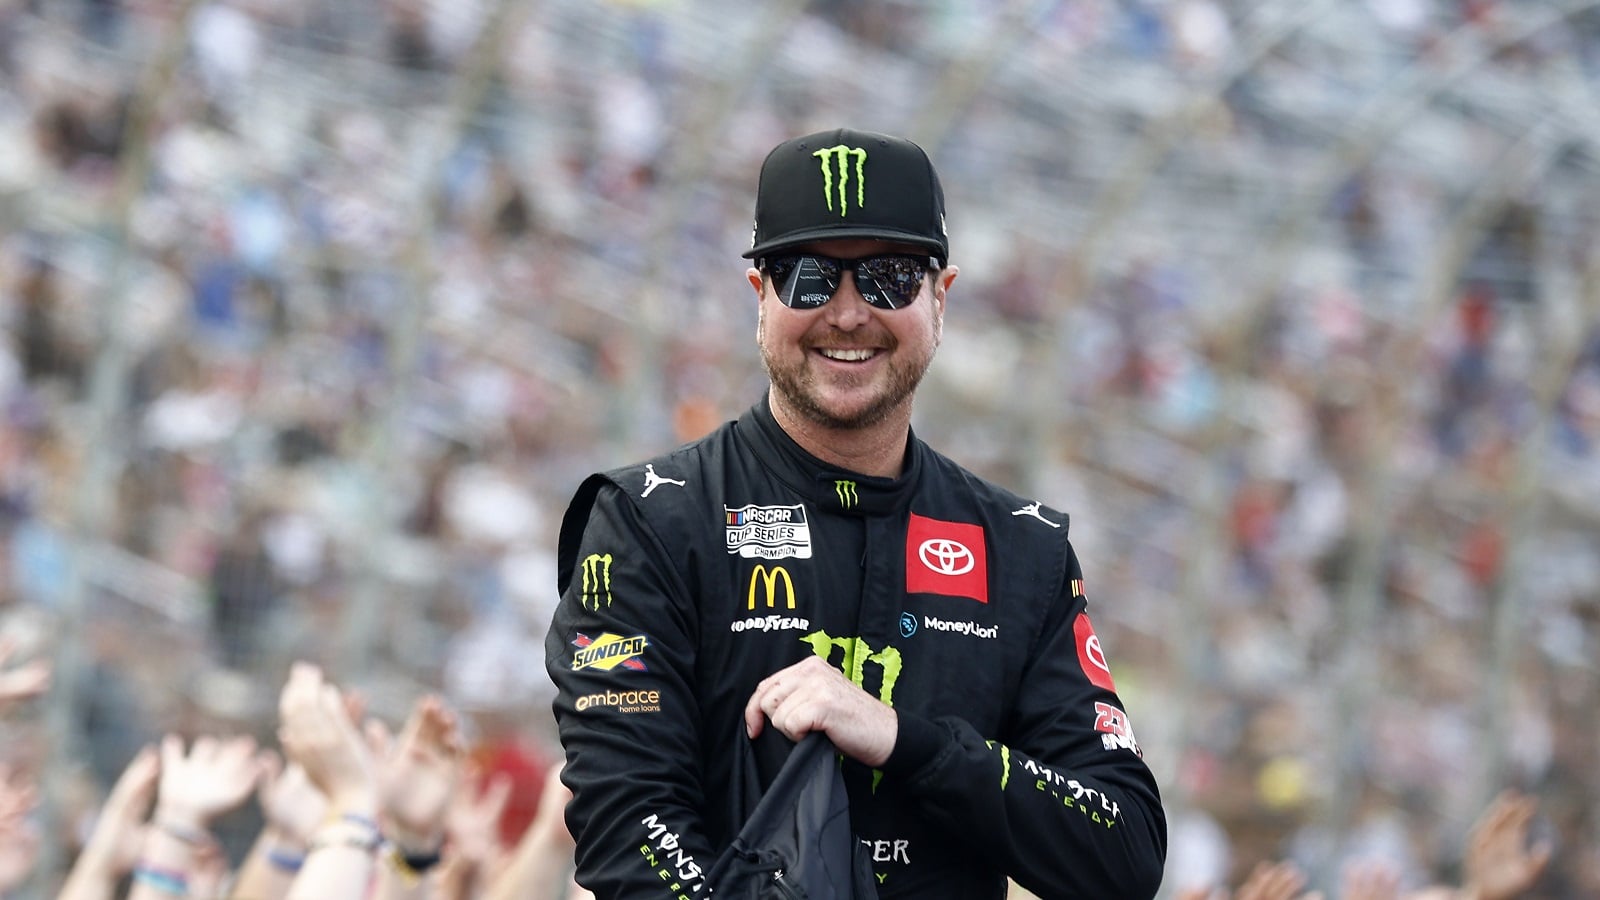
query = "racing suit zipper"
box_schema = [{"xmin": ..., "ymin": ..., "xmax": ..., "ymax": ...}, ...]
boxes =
[{"xmin": 772, "ymin": 869, "xmax": 805, "ymax": 899}]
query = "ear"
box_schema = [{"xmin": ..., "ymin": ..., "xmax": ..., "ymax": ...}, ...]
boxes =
[
  {"xmin": 934, "ymin": 264, "xmax": 958, "ymax": 306},
  {"xmin": 932, "ymin": 264, "xmax": 957, "ymax": 334},
  {"xmin": 749, "ymin": 267, "xmax": 766, "ymax": 341}
]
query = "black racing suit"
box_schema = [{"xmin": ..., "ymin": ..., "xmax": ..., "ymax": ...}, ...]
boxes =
[{"xmin": 545, "ymin": 398, "xmax": 1166, "ymax": 899}]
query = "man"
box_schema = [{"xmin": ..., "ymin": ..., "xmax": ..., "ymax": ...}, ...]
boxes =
[{"xmin": 545, "ymin": 127, "xmax": 1166, "ymax": 898}]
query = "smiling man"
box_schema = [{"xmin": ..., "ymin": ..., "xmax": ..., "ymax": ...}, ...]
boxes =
[{"xmin": 546, "ymin": 128, "xmax": 1167, "ymax": 899}]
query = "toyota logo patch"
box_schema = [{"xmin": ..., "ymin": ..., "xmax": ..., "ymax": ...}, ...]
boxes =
[{"xmin": 918, "ymin": 539, "xmax": 974, "ymax": 575}]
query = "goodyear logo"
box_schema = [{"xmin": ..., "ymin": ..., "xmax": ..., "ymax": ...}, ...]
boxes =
[
  {"xmin": 748, "ymin": 565, "xmax": 796, "ymax": 610},
  {"xmin": 814, "ymin": 145, "xmax": 868, "ymax": 216},
  {"xmin": 834, "ymin": 480, "xmax": 858, "ymax": 508},
  {"xmin": 581, "ymin": 553, "xmax": 612, "ymax": 609},
  {"xmin": 571, "ymin": 632, "xmax": 648, "ymax": 672}
]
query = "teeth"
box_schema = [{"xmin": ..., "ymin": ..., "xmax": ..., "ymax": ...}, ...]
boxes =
[{"xmin": 820, "ymin": 348, "xmax": 874, "ymax": 361}]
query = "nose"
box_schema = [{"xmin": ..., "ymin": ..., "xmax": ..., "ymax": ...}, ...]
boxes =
[{"xmin": 821, "ymin": 271, "xmax": 873, "ymax": 329}]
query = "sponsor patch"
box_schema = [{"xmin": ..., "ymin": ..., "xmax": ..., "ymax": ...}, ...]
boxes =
[
  {"xmin": 580, "ymin": 552, "xmax": 613, "ymax": 609},
  {"xmin": 731, "ymin": 565, "xmax": 811, "ymax": 633},
  {"xmin": 922, "ymin": 615, "xmax": 998, "ymax": 639},
  {"xmin": 1026, "ymin": 758, "xmax": 1122, "ymax": 826},
  {"xmin": 899, "ymin": 612, "xmax": 917, "ymax": 638},
  {"xmin": 574, "ymin": 689, "xmax": 661, "ymax": 713},
  {"xmin": 725, "ymin": 504, "xmax": 813, "ymax": 559},
  {"xmin": 640, "ymin": 813, "xmax": 708, "ymax": 895},
  {"xmin": 905, "ymin": 513, "xmax": 988, "ymax": 603},
  {"xmin": 571, "ymin": 632, "xmax": 649, "ymax": 672},
  {"xmin": 1074, "ymin": 614, "xmax": 1117, "ymax": 692},
  {"xmin": 860, "ymin": 837, "xmax": 912, "ymax": 865},
  {"xmin": 746, "ymin": 565, "xmax": 796, "ymax": 610},
  {"xmin": 1094, "ymin": 700, "xmax": 1142, "ymax": 757}
]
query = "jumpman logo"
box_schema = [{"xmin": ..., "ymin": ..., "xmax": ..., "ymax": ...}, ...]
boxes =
[
  {"xmin": 641, "ymin": 464, "xmax": 686, "ymax": 498},
  {"xmin": 1011, "ymin": 501, "xmax": 1060, "ymax": 528}
]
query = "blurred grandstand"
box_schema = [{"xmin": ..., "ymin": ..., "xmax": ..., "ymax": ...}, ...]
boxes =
[{"xmin": 0, "ymin": 0, "xmax": 1596, "ymax": 895}]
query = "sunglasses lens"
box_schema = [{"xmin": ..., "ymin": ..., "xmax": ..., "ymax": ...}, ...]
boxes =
[
  {"xmin": 855, "ymin": 256, "xmax": 928, "ymax": 309},
  {"xmin": 769, "ymin": 255, "xmax": 839, "ymax": 309},
  {"xmin": 765, "ymin": 254, "xmax": 930, "ymax": 309}
]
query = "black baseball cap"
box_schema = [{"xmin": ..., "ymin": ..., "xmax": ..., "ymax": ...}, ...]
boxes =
[{"xmin": 743, "ymin": 128, "xmax": 949, "ymax": 264}]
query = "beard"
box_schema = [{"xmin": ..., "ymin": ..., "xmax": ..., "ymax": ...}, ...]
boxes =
[{"xmin": 760, "ymin": 326, "xmax": 935, "ymax": 431}]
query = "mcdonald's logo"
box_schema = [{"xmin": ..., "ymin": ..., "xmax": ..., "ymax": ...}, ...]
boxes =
[
  {"xmin": 581, "ymin": 553, "xmax": 613, "ymax": 610},
  {"xmin": 747, "ymin": 565, "xmax": 796, "ymax": 611}
]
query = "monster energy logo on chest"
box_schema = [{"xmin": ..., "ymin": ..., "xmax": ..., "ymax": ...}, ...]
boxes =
[{"xmin": 814, "ymin": 145, "xmax": 868, "ymax": 216}]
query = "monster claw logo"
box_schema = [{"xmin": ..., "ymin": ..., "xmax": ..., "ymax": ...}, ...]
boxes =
[
  {"xmin": 803, "ymin": 630, "xmax": 901, "ymax": 707},
  {"xmin": 580, "ymin": 553, "xmax": 613, "ymax": 610},
  {"xmin": 813, "ymin": 145, "xmax": 868, "ymax": 216},
  {"xmin": 805, "ymin": 630, "xmax": 901, "ymax": 790},
  {"xmin": 834, "ymin": 480, "xmax": 859, "ymax": 509}
]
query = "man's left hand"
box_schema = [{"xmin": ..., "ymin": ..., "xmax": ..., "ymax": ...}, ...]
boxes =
[{"xmin": 743, "ymin": 656, "xmax": 897, "ymax": 767}]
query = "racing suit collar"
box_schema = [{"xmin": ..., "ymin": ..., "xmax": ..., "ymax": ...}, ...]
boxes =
[{"xmin": 743, "ymin": 397, "xmax": 920, "ymax": 517}]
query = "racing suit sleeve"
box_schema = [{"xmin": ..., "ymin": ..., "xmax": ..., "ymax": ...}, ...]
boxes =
[
  {"xmin": 881, "ymin": 545, "xmax": 1166, "ymax": 899},
  {"xmin": 545, "ymin": 476, "xmax": 717, "ymax": 900}
]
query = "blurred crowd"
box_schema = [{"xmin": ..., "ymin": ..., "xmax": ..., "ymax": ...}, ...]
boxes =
[{"xmin": 0, "ymin": 0, "xmax": 1597, "ymax": 896}]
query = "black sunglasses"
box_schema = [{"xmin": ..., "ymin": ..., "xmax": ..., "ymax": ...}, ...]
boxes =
[{"xmin": 760, "ymin": 253, "xmax": 942, "ymax": 310}]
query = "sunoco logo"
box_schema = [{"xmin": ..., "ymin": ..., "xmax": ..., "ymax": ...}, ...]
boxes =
[
  {"xmin": 814, "ymin": 145, "xmax": 868, "ymax": 216},
  {"xmin": 581, "ymin": 553, "xmax": 612, "ymax": 609},
  {"xmin": 570, "ymin": 632, "xmax": 648, "ymax": 672}
]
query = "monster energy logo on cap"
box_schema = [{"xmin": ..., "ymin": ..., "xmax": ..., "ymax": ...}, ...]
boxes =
[
  {"xmin": 814, "ymin": 145, "xmax": 868, "ymax": 216},
  {"xmin": 744, "ymin": 127, "xmax": 950, "ymax": 265}
]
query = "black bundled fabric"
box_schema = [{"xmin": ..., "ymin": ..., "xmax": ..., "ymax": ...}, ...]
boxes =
[{"xmin": 707, "ymin": 731, "xmax": 879, "ymax": 899}]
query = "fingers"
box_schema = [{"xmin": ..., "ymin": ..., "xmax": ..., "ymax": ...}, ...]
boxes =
[
  {"xmin": 1234, "ymin": 860, "xmax": 1307, "ymax": 900},
  {"xmin": 365, "ymin": 716, "xmax": 394, "ymax": 759},
  {"xmin": 107, "ymin": 744, "xmax": 161, "ymax": 808},
  {"xmin": 479, "ymin": 771, "xmax": 515, "ymax": 820},
  {"xmin": 742, "ymin": 656, "xmax": 896, "ymax": 765}
]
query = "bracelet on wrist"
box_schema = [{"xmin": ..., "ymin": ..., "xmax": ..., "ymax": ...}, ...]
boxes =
[
  {"xmin": 132, "ymin": 864, "xmax": 189, "ymax": 896},
  {"xmin": 266, "ymin": 845, "xmax": 306, "ymax": 872},
  {"xmin": 386, "ymin": 842, "xmax": 445, "ymax": 883},
  {"xmin": 308, "ymin": 815, "xmax": 384, "ymax": 855}
]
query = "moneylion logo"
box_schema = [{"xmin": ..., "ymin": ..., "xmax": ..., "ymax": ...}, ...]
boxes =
[
  {"xmin": 813, "ymin": 145, "xmax": 868, "ymax": 216},
  {"xmin": 580, "ymin": 553, "xmax": 612, "ymax": 610},
  {"xmin": 834, "ymin": 480, "xmax": 858, "ymax": 508},
  {"xmin": 748, "ymin": 565, "xmax": 796, "ymax": 611}
]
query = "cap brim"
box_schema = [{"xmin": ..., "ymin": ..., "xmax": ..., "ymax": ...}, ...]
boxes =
[{"xmin": 743, "ymin": 226, "xmax": 946, "ymax": 261}]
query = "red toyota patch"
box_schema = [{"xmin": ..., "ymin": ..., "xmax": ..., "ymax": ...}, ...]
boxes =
[
  {"xmin": 905, "ymin": 513, "xmax": 988, "ymax": 603},
  {"xmin": 1074, "ymin": 614, "xmax": 1117, "ymax": 691}
]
